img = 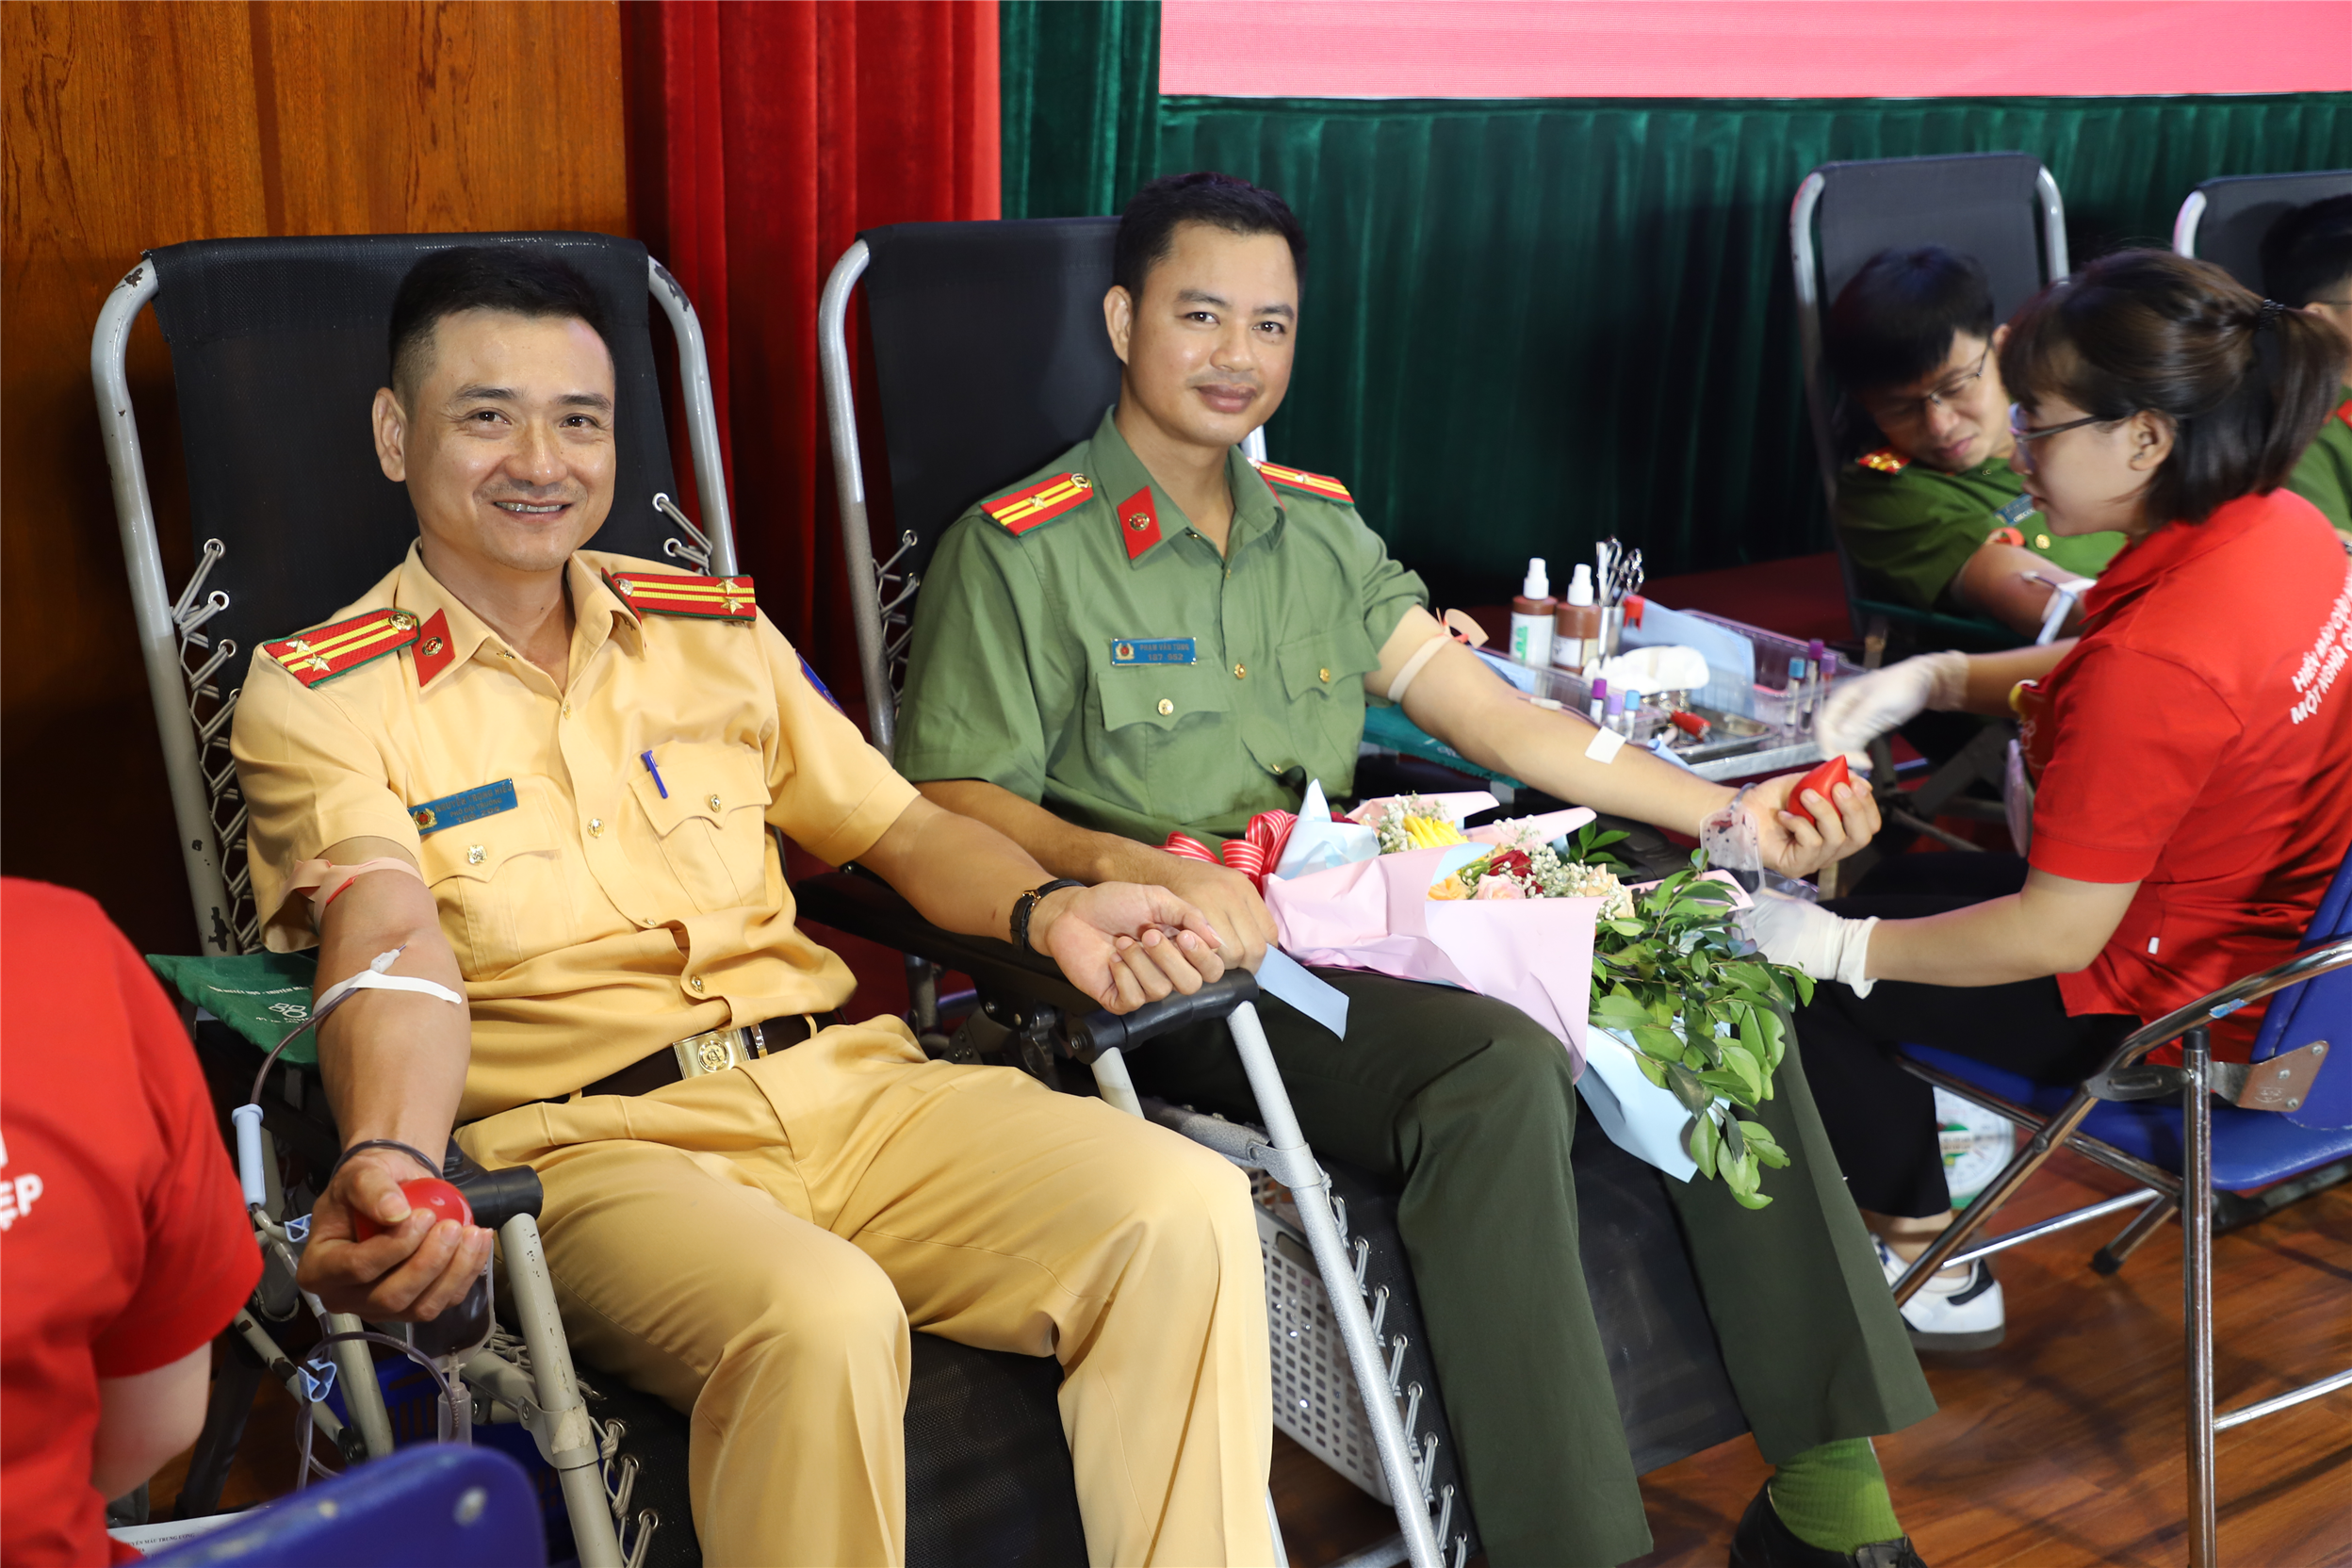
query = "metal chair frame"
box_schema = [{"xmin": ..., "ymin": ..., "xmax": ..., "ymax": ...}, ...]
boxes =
[
  {"xmin": 92, "ymin": 242, "xmax": 743, "ymax": 1568},
  {"xmin": 819, "ymin": 234, "xmax": 1454, "ymax": 1568},
  {"xmin": 1887, "ymin": 938, "xmax": 2352, "ymax": 1568},
  {"xmin": 1788, "ymin": 154, "xmax": 2069, "ymax": 649}
]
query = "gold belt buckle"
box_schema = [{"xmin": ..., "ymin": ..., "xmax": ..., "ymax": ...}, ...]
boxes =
[{"xmin": 673, "ymin": 1027, "xmax": 746, "ymax": 1080}]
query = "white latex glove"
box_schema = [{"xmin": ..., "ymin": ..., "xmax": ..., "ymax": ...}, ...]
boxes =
[
  {"xmin": 1742, "ymin": 890, "xmax": 1880, "ymax": 997},
  {"xmin": 1813, "ymin": 650, "xmax": 1969, "ymax": 757}
]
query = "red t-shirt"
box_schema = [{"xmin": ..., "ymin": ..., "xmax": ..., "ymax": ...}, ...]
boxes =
[
  {"xmin": 2028, "ymin": 490, "xmax": 2352, "ymax": 1057},
  {"xmin": 2, "ymin": 880, "xmax": 262, "ymax": 1565}
]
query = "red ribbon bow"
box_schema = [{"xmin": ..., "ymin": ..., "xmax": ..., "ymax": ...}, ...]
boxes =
[{"xmin": 1163, "ymin": 808, "xmax": 1299, "ymax": 891}]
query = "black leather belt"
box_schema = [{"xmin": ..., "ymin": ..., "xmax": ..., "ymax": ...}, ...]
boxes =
[{"xmin": 572, "ymin": 1011, "xmax": 841, "ymax": 1100}]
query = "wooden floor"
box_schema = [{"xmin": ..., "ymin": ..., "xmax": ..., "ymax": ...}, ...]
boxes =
[{"xmin": 1269, "ymin": 1151, "xmax": 2352, "ymax": 1568}]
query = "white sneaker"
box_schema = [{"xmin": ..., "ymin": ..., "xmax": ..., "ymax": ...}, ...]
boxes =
[{"xmin": 1875, "ymin": 1234, "xmax": 2005, "ymax": 1351}]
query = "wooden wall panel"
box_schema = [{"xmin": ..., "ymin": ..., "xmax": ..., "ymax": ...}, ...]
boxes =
[{"xmin": 1, "ymin": 1, "xmax": 626, "ymax": 956}]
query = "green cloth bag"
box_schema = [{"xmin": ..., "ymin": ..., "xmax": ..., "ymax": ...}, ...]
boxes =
[{"xmin": 147, "ymin": 950, "xmax": 321, "ymax": 1063}]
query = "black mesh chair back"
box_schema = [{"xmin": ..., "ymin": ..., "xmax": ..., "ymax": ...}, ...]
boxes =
[
  {"xmin": 147, "ymin": 233, "xmax": 681, "ymax": 662},
  {"xmin": 859, "ymin": 218, "xmax": 1122, "ymax": 579},
  {"xmin": 2174, "ymin": 170, "xmax": 2352, "ymax": 292},
  {"xmin": 821, "ymin": 220, "xmax": 1125, "ymax": 748},
  {"xmin": 1790, "ymin": 153, "xmax": 2066, "ymax": 645},
  {"xmin": 1814, "ymin": 154, "xmax": 2055, "ymax": 326}
]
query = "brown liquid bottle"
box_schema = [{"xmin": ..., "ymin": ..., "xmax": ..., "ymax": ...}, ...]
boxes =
[{"xmin": 1552, "ymin": 564, "xmax": 1601, "ymax": 673}]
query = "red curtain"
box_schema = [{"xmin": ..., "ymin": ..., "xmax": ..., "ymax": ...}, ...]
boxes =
[{"xmin": 624, "ymin": 0, "xmax": 1000, "ymax": 710}]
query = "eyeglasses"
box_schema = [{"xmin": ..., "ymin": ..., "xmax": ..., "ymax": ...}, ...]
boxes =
[
  {"xmin": 2006, "ymin": 404, "xmax": 2108, "ymax": 474},
  {"xmin": 1865, "ymin": 343, "xmax": 1992, "ymax": 428}
]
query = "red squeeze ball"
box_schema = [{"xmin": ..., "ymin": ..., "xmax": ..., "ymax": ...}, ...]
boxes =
[
  {"xmin": 351, "ymin": 1177, "xmax": 473, "ymax": 1241},
  {"xmin": 1787, "ymin": 755, "xmax": 1853, "ymax": 828}
]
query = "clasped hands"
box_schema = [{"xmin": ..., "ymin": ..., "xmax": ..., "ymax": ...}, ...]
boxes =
[{"xmin": 1028, "ymin": 880, "xmax": 1236, "ymax": 1012}]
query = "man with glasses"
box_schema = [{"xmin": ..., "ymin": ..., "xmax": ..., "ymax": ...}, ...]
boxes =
[
  {"xmin": 2262, "ymin": 193, "xmax": 2352, "ymax": 547},
  {"xmin": 1824, "ymin": 247, "xmax": 2127, "ymax": 637}
]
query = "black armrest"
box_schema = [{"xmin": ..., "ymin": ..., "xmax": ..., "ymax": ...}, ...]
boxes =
[
  {"xmin": 443, "ymin": 1139, "xmax": 543, "ymax": 1230},
  {"xmin": 795, "ymin": 869, "xmax": 1263, "ymax": 1059},
  {"xmin": 1064, "ymin": 972, "xmax": 1261, "ymax": 1061},
  {"xmin": 796, "ymin": 869, "xmax": 1095, "ymax": 1014}
]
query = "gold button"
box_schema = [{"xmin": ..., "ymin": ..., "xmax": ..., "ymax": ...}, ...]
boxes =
[
  {"xmin": 708, "ymin": 793, "xmax": 723, "ymax": 811},
  {"xmin": 588, "ymin": 818, "xmax": 604, "ymax": 837},
  {"xmin": 1233, "ymin": 662, "xmax": 1247, "ymax": 679},
  {"xmin": 1319, "ymin": 667, "xmax": 1331, "ymax": 683},
  {"xmin": 1157, "ymin": 697, "xmax": 1174, "ymax": 716},
  {"xmin": 2035, "ymin": 533, "xmax": 2051, "ymax": 549},
  {"xmin": 466, "ymin": 844, "xmax": 484, "ymax": 865},
  {"xmin": 688, "ymin": 975, "xmax": 705, "ymax": 992},
  {"xmin": 561, "ymin": 703, "xmax": 571, "ymax": 718}
]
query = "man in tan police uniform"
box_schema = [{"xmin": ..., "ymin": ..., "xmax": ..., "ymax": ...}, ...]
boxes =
[{"xmin": 232, "ymin": 247, "xmax": 1275, "ymax": 1566}]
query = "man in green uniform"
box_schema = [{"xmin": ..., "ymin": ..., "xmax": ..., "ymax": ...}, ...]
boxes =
[
  {"xmin": 897, "ymin": 172, "xmax": 1935, "ymax": 1568},
  {"xmin": 1826, "ymin": 247, "xmax": 2126, "ymax": 637},
  {"xmin": 2263, "ymin": 193, "xmax": 2352, "ymax": 547}
]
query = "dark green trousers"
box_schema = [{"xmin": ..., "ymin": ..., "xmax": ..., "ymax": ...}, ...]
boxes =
[{"xmin": 1128, "ymin": 969, "xmax": 1935, "ymax": 1568}]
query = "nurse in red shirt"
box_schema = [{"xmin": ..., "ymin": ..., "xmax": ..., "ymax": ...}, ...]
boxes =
[
  {"xmin": 2, "ymin": 880, "xmax": 262, "ymax": 1563},
  {"xmin": 1754, "ymin": 251, "xmax": 2352, "ymax": 1352}
]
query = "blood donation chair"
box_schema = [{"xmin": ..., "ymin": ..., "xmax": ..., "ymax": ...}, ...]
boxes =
[
  {"xmin": 1789, "ymin": 153, "xmax": 2073, "ymax": 862},
  {"xmin": 1885, "ymin": 846, "xmax": 2352, "ymax": 1568},
  {"xmin": 1788, "ymin": 151, "xmax": 2072, "ymax": 657},
  {"xmin": 2172, "ymin": 168, "xmax": 2352, "ymax": 287},
  {"xmin": 93, "ymin": 230, "xmax": 1227, "ymax": 1568},
  {"xmin": 812, "ymin": 218, "xmax": 1754, "ymax": 1568}
]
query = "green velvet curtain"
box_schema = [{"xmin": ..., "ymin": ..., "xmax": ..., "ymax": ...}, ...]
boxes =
[
  {"xmin": 999, "ymin": 10, "xmax": 2351, "ymax": 592},
  {"xmin": 999, "ymin": 0, "xmax": 1160, "ymax": 221}
]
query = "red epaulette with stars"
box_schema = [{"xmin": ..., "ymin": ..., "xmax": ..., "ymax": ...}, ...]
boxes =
[
  {"xmin": 604, "ymin": 570, "xmax": 757, "ymax": 622},
  {"xmin": 1254, "ymin": 461, "xmax": 1353, "ymax": 503},
  {"xmin": 1858, "ymin": 448, "xmax": 1910, "ymax": 475},
  {"xmin": 260, "ymin": 609, "xmax": 420, "ymax": 688},
  {"xmin": 981, "ymin": 472, "xmax": 1095, "ymax": 536}
]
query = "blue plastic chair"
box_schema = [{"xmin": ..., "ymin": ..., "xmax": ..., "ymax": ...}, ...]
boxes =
[
  {"xmin": 139, "ymin": 1446, "xmax": 545, "ymax": 1568},
  {"xmin": 1892, "ymin": 845, "xmax": 2352, "ymax": 1568}
]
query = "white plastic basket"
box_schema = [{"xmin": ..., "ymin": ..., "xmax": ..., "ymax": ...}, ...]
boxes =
[{"xmin": 1253, "ymin": 1178, "xmax": 1391, "ymax": 1503}]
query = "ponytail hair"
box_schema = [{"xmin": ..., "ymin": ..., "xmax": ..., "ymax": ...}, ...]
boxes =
[{"xmin": 1998, "ymin": 250, "xmax": 2349, "ymax": 526}]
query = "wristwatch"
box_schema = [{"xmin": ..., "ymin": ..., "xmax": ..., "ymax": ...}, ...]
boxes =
[{"xmin": 1010, "ymin": 879, "xmax": 1085, "ymax": 954}]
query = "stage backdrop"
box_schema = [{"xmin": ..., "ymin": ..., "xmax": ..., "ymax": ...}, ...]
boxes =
[{"xmin": 1002, "ymin": 3, "xmax": 2352, "ymax": 603}]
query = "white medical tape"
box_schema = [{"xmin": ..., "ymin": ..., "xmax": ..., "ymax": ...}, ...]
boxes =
[
  {"xmin": 1384, "ymin": 632, "xmax": 1453, "ymax": 704},
  {"xmin": 310, "ymin": 948, "xmax": 466, "ymax": 1025},
  {"xmin": 1583, "ymin": 727, "xmax": 1626, "ymax": 763},
  {"xmin": 335, "ymin": 971, "xmax": 466, "ymax": 1007}
]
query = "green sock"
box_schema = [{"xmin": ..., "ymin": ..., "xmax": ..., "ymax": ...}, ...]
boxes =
[{"xmin": 1768, "ymin": 1438, "xmax": 1903, "ymax": 1552}]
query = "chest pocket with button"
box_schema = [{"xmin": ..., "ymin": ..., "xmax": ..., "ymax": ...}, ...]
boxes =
[
  {"xmin": 1267, "ymin": 626, "xmax": 1380, "ymax": 784},
  {"xmin": 627, "ymin": 741, "xmax": 772, "ymax": 913},
  {"xmin": 1088, "ymin": 656, "xmax": 1235, "ymax": 825},
  {"xmin": 416, "ymin": 780, "xmax": 570, "ymax": 978}
]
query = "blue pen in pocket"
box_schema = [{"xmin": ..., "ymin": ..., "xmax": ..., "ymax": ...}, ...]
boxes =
[{"xmin": 641, "ymin": 750, "xmax": 668, "ymax": 799}]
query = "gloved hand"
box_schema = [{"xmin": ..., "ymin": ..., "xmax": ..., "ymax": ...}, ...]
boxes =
[
  {"xmin": 1741, "ymin": 890, "xmax": 1880, "ymax": 996},
  {"xmin": 1813, "ymin": 650, "xmax": 1970, "ymax": 757}
]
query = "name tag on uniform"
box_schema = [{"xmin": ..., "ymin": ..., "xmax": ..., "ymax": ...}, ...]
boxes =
[
  {"xmin": 410, "ymin": 779, "xmax": 517, "ymax": 836},
  {"xmin": 1995, "ymin": 494, "xmax": 2036, "ymax": 529},
  {"xmin": 1109, "ymin": 637, "xmax": 1197, "ymax": 666}
]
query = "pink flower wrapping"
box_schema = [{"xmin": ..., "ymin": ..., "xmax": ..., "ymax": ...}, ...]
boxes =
[{"xmin": 1265, "ymin": 839, "xmax": 1604, "ymax": 1076}]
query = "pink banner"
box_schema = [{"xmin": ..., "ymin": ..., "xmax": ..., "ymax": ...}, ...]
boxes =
[{"xmin": 1160, "ymin": 2, "xmax": 2352, "ymax": 100}]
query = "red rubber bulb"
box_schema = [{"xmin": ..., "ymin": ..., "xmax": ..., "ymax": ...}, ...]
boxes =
[
  {"xmin": 1787, "ymin": 754, "xmax": 1853, "ymax": 828},
  {"xmin": 351, "ymin": 1176, "xmax": 473, "ymax": 1241}
]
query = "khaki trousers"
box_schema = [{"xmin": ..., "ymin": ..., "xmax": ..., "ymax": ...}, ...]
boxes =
[{"xmin": 461, "ymin": 1019, "xmax": 1275, "ymax": 1568}]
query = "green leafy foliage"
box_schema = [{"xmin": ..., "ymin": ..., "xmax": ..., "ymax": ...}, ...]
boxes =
[{"xmin": 1590, "ymin": 850, "xmax": 1810, "ymax": 1207}]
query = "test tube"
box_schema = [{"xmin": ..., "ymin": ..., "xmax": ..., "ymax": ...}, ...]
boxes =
[
  {"xmin": 1805, "ymin": 639, "xmax": 1826, "ymax": 725},
  {"xmin": 1587, "ymin": 678, "xmax": 1609, "ymax": 725}
]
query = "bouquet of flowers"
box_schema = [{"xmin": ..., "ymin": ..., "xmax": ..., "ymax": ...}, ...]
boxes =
[{"xmin": 1266, "ymin": 801, "xmax": 1812, "ymax": 1203}]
